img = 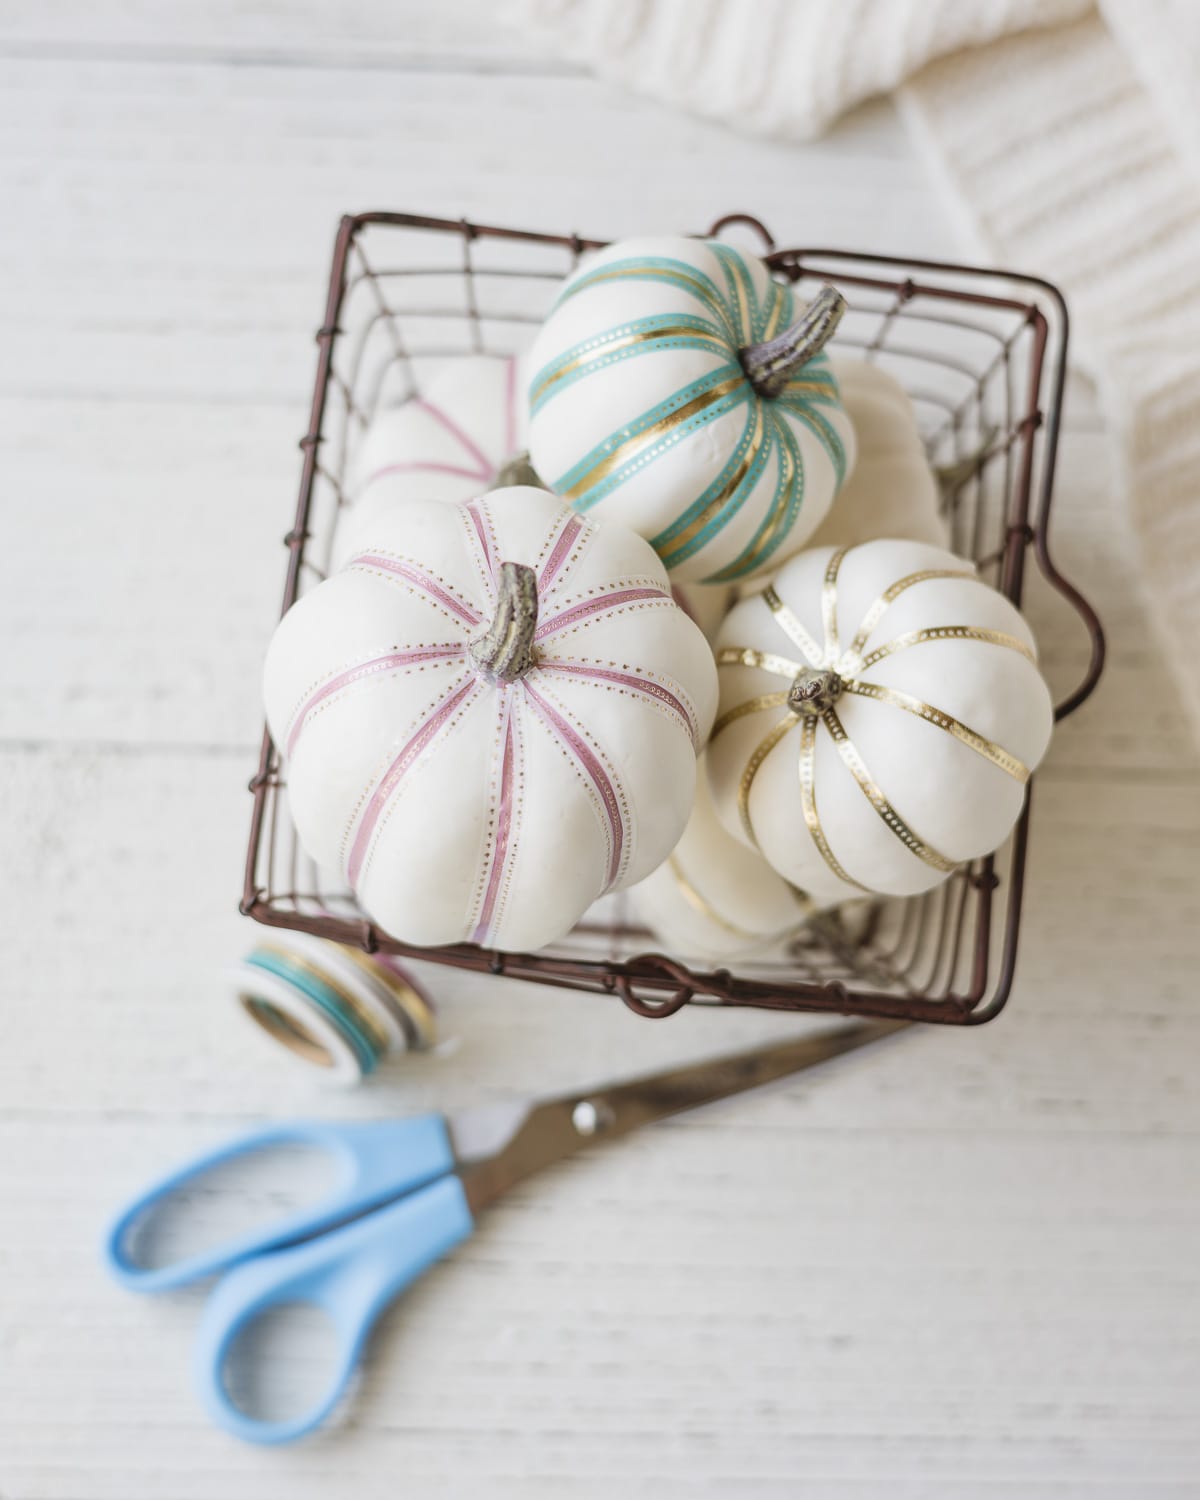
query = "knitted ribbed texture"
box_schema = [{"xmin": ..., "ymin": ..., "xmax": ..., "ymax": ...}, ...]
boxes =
[
  {"xmin": 901, "ymin": 8, "xmax": 1200, "ymax": 739},
  {"xmin": 506, "ymin": 0, "xmax": 1091, "ymax": 141},
  {"xmin": 507, "ymin": 0, "xmax": 1200, "ymax": 739}
]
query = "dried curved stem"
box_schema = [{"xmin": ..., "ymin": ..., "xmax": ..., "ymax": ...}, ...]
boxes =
[
  {"xmin": 470, "ymin": 561, "xmax": 539, "ymax": 681},
  {"xmin": 494, "ymin": 451, "xmax": 543, "ymax": 489},
  {"xmin": 741, "ymin": 284, "xmax": 846, "ymax": 398}
]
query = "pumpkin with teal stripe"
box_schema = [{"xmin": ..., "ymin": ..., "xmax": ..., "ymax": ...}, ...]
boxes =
[{"xmin": 527, "ymin": 236, "xmax": 857, "ymax": 585}]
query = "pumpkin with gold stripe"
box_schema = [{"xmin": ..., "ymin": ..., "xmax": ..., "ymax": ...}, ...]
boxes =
[
  {"xmin": 526, "ymin": 236, "xmax": 857, "ymax": 585},
  {"xmin": 632, "ymin": 756, "xmax": 813, "ymax": 962},
  {"xmin": 706, "ymin": 539, "xmax": 1054, "ymax": 903}
]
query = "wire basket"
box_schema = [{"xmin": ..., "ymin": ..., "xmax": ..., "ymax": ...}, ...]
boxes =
[{"xmin": 241, "ymin": 210, "xmax": 1105, "ymax": 1026}]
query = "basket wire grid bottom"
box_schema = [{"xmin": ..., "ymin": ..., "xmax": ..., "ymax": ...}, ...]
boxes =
[{"xmin": 242, "ymin": 211, "xmax": 1104, "ymax": 1026}]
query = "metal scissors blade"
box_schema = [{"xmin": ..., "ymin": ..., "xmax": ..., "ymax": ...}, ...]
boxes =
[{"xmin": 456, "ymin": 1020, "xmax": 906, "ymax": 1215}]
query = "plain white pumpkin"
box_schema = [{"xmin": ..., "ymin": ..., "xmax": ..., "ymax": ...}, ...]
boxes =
[
  {"xmin": 671, "ymin": 581, "xmax": 734, "ymax": 642},
  {"xmin": 806, "ymin": 356, "xmax": 948, "ymax": 550},
  {"xmin": 707, "ymin": 539, "xmax": 1054, "ymax": 903},
  {"xmin": 265, "ymin": 486, "xmax": 718, "ymax": 952},
  {"xmin": 332, "ymin": 354, "xmax": 530, "ymax": 570},
  {"xmin": 631, "ymin": 756, "xmax": 812, "ymax": 963},
  {"xmin": 526, "ymin": 235, "xmax": 857, "ymax": 585}
]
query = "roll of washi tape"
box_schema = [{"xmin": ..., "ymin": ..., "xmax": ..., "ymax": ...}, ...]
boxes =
[
  {"xmin": 230, "ymin": 933, "xmax": 437, "ymax": 1084},
  {"xmin": 338, "ymin": 943, "xmax": 438, "ymax": 1053}
]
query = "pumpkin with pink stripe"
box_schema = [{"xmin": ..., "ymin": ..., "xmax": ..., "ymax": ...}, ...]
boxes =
[
  {"xmin": 332, "ymin": 350, "xmax": 734, "ymax": 643},
  {"xmin": 331, "ymin": 355, "xmax": 530, "ymax": 572},
  {"xmin": 264, "ymin": 486, "xmax": 718, "ymax": 952}
]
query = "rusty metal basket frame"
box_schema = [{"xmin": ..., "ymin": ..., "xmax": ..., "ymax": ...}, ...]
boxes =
[{"xmin": 241, "ymin": 209, "xmax": 1105, "ymax": 1026}]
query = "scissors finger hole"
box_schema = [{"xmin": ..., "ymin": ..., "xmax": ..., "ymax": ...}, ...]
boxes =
[
  {"xmin": 221, "ymin": 1301, "xmax": 343, "ymax": 1425},
  {"xmin": 118, "ymin": 1142, "xmax": 340, "ymax": 1274}
]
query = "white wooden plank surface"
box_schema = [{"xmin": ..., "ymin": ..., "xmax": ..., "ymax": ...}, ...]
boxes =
[{"xmin": 2, "ymin": 5, "xmax": 1199, "ymax": 1496}]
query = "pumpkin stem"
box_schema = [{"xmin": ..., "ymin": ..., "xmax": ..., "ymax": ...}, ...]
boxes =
[
  {"xmin": 740, "ymin": 284, "xmax": 846, "ymax": 399},
  {"xmin": 470, "ymin": 561, "xmax": 540, "ymax": 682},
  {"xmin": 494, "ymin": 451, "xmax": 543, "ymax": 489},
  {"xmin": 788, "ymin": 666, "xmax": 844, "ymax": 717}
]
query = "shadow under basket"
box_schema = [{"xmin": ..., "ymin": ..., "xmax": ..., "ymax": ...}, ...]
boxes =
[{"xmin": 241, "ymin": 211, "xmax": 1105, "ymax": 1026}]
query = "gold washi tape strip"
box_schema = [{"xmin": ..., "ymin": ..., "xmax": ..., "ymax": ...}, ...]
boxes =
[
  {"xmin": 714, "ymin": 410, "xmax": 796, "ymax": 579},
  {"xmin": 666, "ymin": 854, "xmax": 806, "ymax": 943},
  {"xmin": 530, "ymin": 323, "xmax": 728, "ymax": 408},
  {"xmin": 716, "ymin": 645, "xmax": 806, "ymax": 680},
  {"xmin": 737, "ymin": 712, "xmax": 798, "ymax": 847},
  {"xmin": 563, "ymin": 374, "xmax": 746, "ymax": 500},
  {"xmin": 666, "ymin": 398, "xmax": 767, "ymax": 555},
  {"xmin": 843, "ymin": 679, "xmax": 1030, "ymax": 783},
  {"xmin": 668, "ymin": 854, "xmax": 760, "ymax": 940},
  {"xmin": 759, "ymin": 290, "xmax": 786, "ymax": 344},
  {"xmin": 797, "ymin": 712, "xmax": 870, "ymax": 892},
  {"xmin": 845, "ymin": 567, "xmax": 977, "ymax": 661},
  {"xmin": 762, "ymin": 584, "xmax": 824, "ymax": 667},
  {"xmin": 821, "ymin": 706, "xmax": 959, "ymax": 873},
  {"xmin": 723, "ymin": 261, "xmax": 752, "ymax": 343},
  {"xmin": 712, "ymin": 690, "xmax": 792, "ymax": 740},
  {"xmin": 821, "ymin": 547, "xmax": 848, "ymax": 663},
  {"xmin": 778, "ymin": 372, "xmax": 840, "ymax": 400},
  {"xmin": 856, "ymin": 624, "xmax": 1036, "ymax": 672}
]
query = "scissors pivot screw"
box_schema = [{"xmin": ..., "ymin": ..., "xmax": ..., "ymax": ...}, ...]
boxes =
[{"xmin": 572, "ymin": 1099, "xmax": 613, "ymax": 1136}]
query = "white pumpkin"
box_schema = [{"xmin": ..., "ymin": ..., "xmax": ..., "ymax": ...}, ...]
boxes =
[
  {"xmin": 264, "ymin": 487, "xmax": 718, "ymax": 952},
  {"xmin": 631, "ymin": 757, "xmax": 812, "ymax": 963},
  {"xmin": 338, "ymin": 352, "xmax": 734, "ymax": 644},
  {"xmin": 671, "ymin": 581, "xmax": 734, "ymax": 643},
  {"xmin": 707, "ymin": 539, "xmax": 1053, "ymax": 903},
  {"xmin": 805, "ymin": 357, "xmax": 947, "ymax": 551},
  {"xmin": 736, "ymin": 358, "xmax": 947, "ymax": 603},
  {"xmin": 332, "ymin": 354, "xmax": 531, "ymax": 570},
  {"xmin": 526, "ymin": 235, "xmax": 857, "ymax": 585}
]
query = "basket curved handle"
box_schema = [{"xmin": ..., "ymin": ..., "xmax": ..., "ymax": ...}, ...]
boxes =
[
  {"xmin": 706, "ymin": 214, "xmax": 776, "ymax": 253},
  {"xmin": 1035, "ymin": 527, "xmax": 1106, "ymax": 722}
]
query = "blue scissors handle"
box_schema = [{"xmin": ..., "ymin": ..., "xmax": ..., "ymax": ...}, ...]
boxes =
[
  {"xmin": 104, "ymin": 1113, "xmax": 477, "ymax": 1443},
  {"xmin": 194, "ymin": 1174, "xmax": 474, "ymax": 1445},
  {"xmin": 104, "ymin": 1114, "xmax": 458, "ymax": 1291}
]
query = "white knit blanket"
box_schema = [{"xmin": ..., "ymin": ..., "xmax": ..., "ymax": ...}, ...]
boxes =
[{"xmin": 508, "ymin": 0, "xmax": 1200, "ymax": 739}]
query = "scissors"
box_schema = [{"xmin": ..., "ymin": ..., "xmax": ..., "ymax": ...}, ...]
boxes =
[{"xmin": 104, "ymin": 1019, "xmax": 903, "ymax": 1445}]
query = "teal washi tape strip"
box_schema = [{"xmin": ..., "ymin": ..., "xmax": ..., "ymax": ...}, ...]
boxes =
[{"xmin": 244, "ymin": 948, "xmax": 382, "ymax": 1077}]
